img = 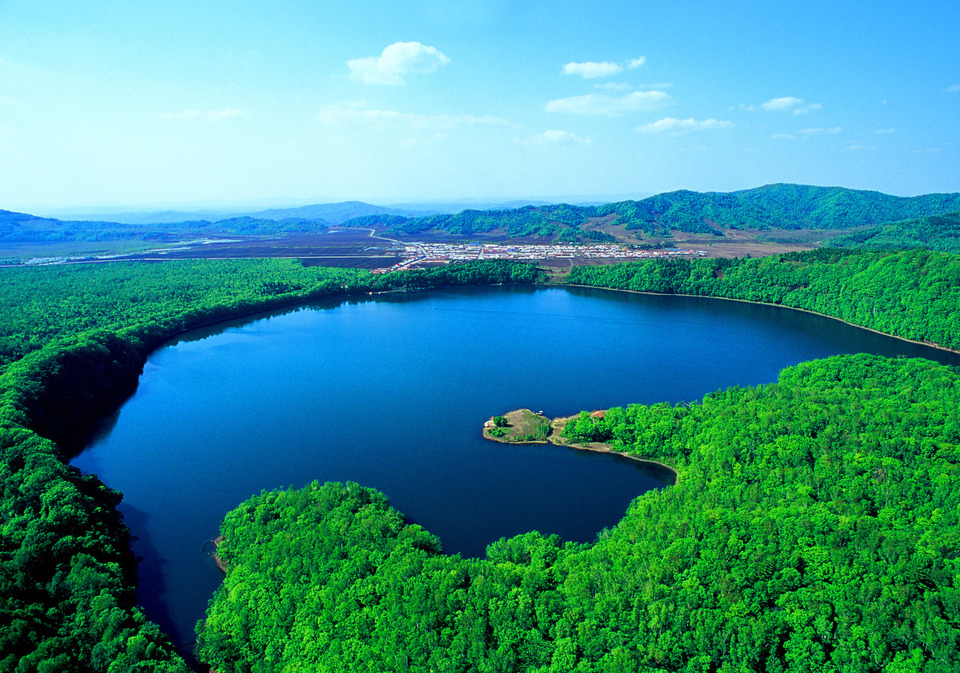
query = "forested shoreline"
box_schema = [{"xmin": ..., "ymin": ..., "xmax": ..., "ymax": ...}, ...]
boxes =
[
  {"xmin": 199, "ymin": 355, "xmax": 959, "ymax": 672},
  {"xmin": 0, "ymin": 260, "xmax": 541, "ymax": 672},
  {"xmin": 566, "ymin": 248, "xmax": 960, "ymax": 352},
  {"xmin": 1, "ymin": 249, "xmax": 959, "ymax": 671}
]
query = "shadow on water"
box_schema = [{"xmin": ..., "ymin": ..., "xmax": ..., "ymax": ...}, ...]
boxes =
[
  {"xmin": 119, "ymin": 504, "xmax": 197, "ymax": 665},
  {"xmin": 58, "ymin": 374, "xmax": 141, "ymax": 460}
]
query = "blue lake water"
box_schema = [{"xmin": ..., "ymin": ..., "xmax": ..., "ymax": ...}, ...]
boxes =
[{"xmin": 70, "ymin": 285, "xmax": 960, "ymax": 652}]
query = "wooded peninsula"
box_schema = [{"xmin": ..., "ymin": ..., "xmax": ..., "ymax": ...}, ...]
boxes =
[{"xmin": 1, "ymin": 247, "xmax": 959, "ymax": 672}]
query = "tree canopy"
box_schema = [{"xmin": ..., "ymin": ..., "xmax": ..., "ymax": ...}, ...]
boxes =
[
  {"xmin": 0, "ymin": 249, "xmax": 957, "ymax": 671},
  {"xmin": 197, "ymin": 354, "xmax": 960, "ymax": 672}
]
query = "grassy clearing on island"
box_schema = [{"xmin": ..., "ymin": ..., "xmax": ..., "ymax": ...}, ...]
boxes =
[{"xmin": 482, "ymin": 408, "xmax": 551, "ymax": 443}]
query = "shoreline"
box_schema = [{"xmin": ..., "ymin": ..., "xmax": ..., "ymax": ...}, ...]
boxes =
[
  {"xmin": 547, "ymin": 414, "xmax": 679, "ymax": 483},
  {"xmin": 561, "ymin": 283, "xmax": 960, "ymax": 356},
  {"xmin": 483, "ymin": 410, "xmax": 679, "ymax": 483},
  {"xmin": 209, "ymin": 535, "xmax": 228, "ymax": 574}
]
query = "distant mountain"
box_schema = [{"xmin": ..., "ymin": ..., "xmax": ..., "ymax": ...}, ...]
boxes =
[
  {"xmin": 52, "ymin": 201, "xmax": 440, "ymax": 226},
  {"xmin": 343, "ymin": 184, "xmax": 960, "ymax": 240},
  {"xmin": 43, "ymin": 209, "xmax": 245, "ymax": 225},
  {"xmin": 387, "ymin": 199, "xmax": 553, "ymax": 213},
  {"xmin": 5, "ymin": 184, "xmax": 960, "ymax": 250},
  {"xmin": 245, "ymin": 201, "xmax": 439, "ymax": 224},
  {"xmin": 0, "ymin": 210, "xmax": 328, "ymax": 244}
]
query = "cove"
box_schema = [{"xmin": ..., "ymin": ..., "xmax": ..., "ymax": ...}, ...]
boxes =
[{"xmin": 69, "ymin": 284, "xmax": 960, "ymax": 653}]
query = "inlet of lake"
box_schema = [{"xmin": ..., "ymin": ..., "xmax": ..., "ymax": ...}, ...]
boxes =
[{"xmin": 69, "ymin": 285, "xmax": 960, "ymax": 653}]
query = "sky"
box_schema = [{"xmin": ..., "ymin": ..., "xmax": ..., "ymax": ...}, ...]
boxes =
[{"xmin": 0, "ymin": 0, "xmax": 958, "ymax": 213}]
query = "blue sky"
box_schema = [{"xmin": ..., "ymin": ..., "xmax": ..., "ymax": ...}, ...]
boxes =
[{"xmin": 0, "ymin": 0, "xmax": 958, "ymax": 212}]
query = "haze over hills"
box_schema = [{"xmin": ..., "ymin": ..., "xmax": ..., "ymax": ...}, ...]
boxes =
[
  {"xmin": 42, "ymin": 201, "xmax": 439, "ymax": 226},
  {"xmin": 42, "ymin": 195, "xmax": 644, "ymax": 226},
  {"xmin": 3, "ymin": 184, "xmax": 959, "ymax": 255}
]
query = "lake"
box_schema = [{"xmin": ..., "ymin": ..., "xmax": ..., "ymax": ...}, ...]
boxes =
[{"xmin": 69, "ymin": 285, "xmax": 960, "ymax": 653}]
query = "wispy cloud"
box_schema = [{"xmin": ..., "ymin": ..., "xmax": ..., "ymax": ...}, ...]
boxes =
[
  {"xmin": 873, "ymin": 128, "xmax": 895, "ymax": 135},
  {"xmin": 945, "ymin": 84, "xmax": 960, "ymax": 93},
  {"xmin": 762, "ymin": 96, "xmax": 804, "ymax": 111},
  {"xmin": 545, "ymin": 90, "xmax": 671, "ymax": 116},
  {"xmin": 521, "ymin": 130, "xmax": 592, "ymax": 146},
  {"xmin": 347, "ymin": 42, "xmax": 449, "ymax": 85},
  {"xmin": 635, "ymin": 117, "xmax": 733, "ymax": 134},
  {"xmin": 761, "ymin": 97, "xmax": 821, "ymax": 114},
  {"xmin": 561, "ymin": 56, "xmax": 645, "ymax": 79},
  {"xmin": 159, "ymin": 108, "xmax": 246, "ymax": 122},
  {"xmin": 793, "ymin": 103, "xmax": 821, "ymax": 115},
  {"xmin": 846, "ymin": 144, "xmax": 878, "ymax": 151},
  {"xmin": 797, "ymin": 127, "xmax": 843, "ymax": 136},
  {"xmin": 317, "ymin": 102, "xmax": 508, "ymax": 128},
  {"xmin": 562, "ymin": 61, "xmax": 622, "ymax": 79}
]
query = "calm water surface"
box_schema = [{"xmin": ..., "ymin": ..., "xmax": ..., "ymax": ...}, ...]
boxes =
[{"xmin": 70, "ymin": 285, "xmax": 959, "ymax": 651}]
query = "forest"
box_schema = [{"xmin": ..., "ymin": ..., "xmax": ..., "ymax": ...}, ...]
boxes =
[
  {"xmin": 352, "ymin": 184, "xmax": 960, "ymax": 239},
  {"xmin": 198, "ymin": 354, "xmax": 959, "ymax": 672},
  {"xmin": 827, "ymin": 212, "xmax": 960, "ymax": 254},
  {"xmin": 0, "ymin": 260, "xmax": 540, "ymax": 672},
  {"xmin": 0, "ymin": 248, "xmax": 958, "ymax": 671}
]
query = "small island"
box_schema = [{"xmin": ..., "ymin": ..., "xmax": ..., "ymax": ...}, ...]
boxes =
[
  {"xmin": 484, "ymin": 408, "xmax": 679, "ymax": 478},
  {"xmin": 482, "ymin": 408, "xmax": 612, "ymax": 451},
  {"xmin": 483, "ymin": 408, "xmax": 613, "ymax": 449},
  {"xmin": 482, "ymin": 408, "xmax": 551, "ymax": 443}
]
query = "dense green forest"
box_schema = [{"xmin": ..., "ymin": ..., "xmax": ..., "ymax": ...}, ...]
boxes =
[
  {"xmin": 0, "ymin": 260, "xmax": 540, "ymax": 672},
  {"xmin": 828, "ymin": 212, "xmax": 960, "ymax": 254},
  {"xmin": 1, "ymin": 248, "xmax": 959, "ymax": 671},
  {"xmin": 566, "ymin": 248, "xmax": 960, "ymax": 352},
  {"xmin": 197, "ymin": 354, "xmax": 960, "ymax": 672},
  {"xmin": 344, "ymin": 184, "xmax": 960, "ymax": 238}
]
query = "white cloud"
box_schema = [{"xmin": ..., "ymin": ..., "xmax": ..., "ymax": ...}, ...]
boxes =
[
  {"xmin": 562, "ymin": 61, "xmax": 622, "ymax": 79},
  {"xmin": 873, "ymin": 128, "xmax": 896, "ymax": 135},
  {"xmin": 160, "ymin": 108, "xmax": 246, "ymax": 122},
  {"xmin": 944, "ymin": 84, "xmax": 960, "ymax": 93},
  {"xmin": 761, "ymin": 97, "xmax": 821, "ymax": 114},
  {"xmin": 793, "ymin": 102, "xmax": 822, "ymax": 115},
  {"xmin": 846, "ymin": 144, "xmax": 878, "ymax": 151},
  {"xmin": 347, "ymin": 42, "xmax": 450, "ymax": 85},
  {"xmin": 317, "ymin": 102, "xmax": 509, "ymax": 128},
  {"xmin": 545, "ymin": 90, "xmax": 671, "ymax": 116},
  {"xmin": 762, "ymin": 96, "xmax": 805, "ymax": 111},
  {"xmin": 771, "ymin": 133, "xmax": 796, "ymax": 140},
  {"xmin": 521, "ymin": 130, "xmax": 592, "ymax": 146},
  {"xmin": 561, "ymin": 56, "xmax": 645, "ymax": 79},
  {"xmin": 798, "ymin": 127, "xmax": 843, "ymax": 135},
  {"xmin": 635, "ymin": 117, "xmax": 733, "ymax": 134}
]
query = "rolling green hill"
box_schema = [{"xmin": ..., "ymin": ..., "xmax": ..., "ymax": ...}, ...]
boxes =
[
  {"xmin": 0, "ymin": 210, "xmax": 328, "ymax": 245},
  {"xmin": 343, "ymin": 184, "xmax": 960, "ymax": 239},
  {"xmin": 828, "ymin": 212, "xmax": 960, "ymax": 253},
  {"xmin": 6, "ymin": 184, "xmax": 960, "ymax": 252}
]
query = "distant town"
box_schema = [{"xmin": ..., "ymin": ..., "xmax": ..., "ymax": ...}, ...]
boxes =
[{"xmin": 378, "ymin": 242, "xmax": 708, "ymax": 272}]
